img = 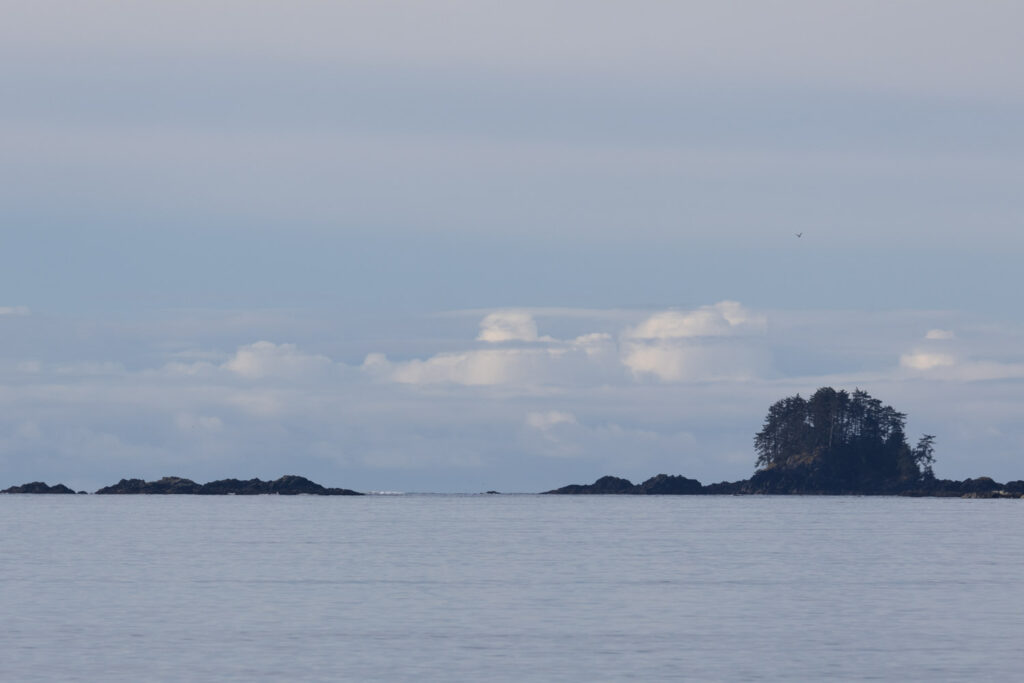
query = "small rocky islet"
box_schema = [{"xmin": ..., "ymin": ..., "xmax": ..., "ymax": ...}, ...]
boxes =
[
  {"xmin": 2, "ymin": 475, "xmax": 362, "ymax": 496},
  {"xmin": 2, "ymin": 481, "xmax": 84, "ymax": 494}
]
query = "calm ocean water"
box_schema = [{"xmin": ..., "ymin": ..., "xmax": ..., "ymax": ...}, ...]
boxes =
[{"xmin": 3, "ymin": 494, "xmax": 1023, "ymax": 681}]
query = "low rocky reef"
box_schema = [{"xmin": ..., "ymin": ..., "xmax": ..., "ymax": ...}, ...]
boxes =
[
  {"xmin": 2, "ymin": 475, "xmax": 362, "ymax": 495},
  {"xmin": 2, "ymin": 481, "xmax": 83, "ymax": 494},
  {"xmin": 548, "ymin": 474, "xmax": 702, "ymax": 495},
  {"xmin": 96, "ymin": 475, "xmax": 362, "ymax": 495},
  {"xmin": 545, "ymin": 472, "xmax": 1024, "ymax": 498}
]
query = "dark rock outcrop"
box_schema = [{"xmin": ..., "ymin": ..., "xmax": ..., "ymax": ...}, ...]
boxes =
[
  {"xmin": 546, "ymin": 471, "xmax": 1023, "ymax": 498},
  {"xmin": 545, "ymin": 474, "xmax": 704, "ymax": 495},
  {"xmin": 95, "ymin": 478, "xmax": 147, "ymax": 494},
  {"xmin": 958, "ymin": 477, "xmax": 1001, "ymax": 493},
  {"xmin": 193, "ymin": 478, "xmax": 262, "ymax": 495},
  {"xmin": 95, "ymin": 476, "xmax": 203, "ymax": 494},
  {"xmin": 900, "ymin": 478, "xmax": 1023, "ymax": 498},
  {"xmin": 733, "ymin": 465, "xmax": 874, "ymax": 495},
  {"xmin": 545, "ymin": 475, "xmax": 638, "ymax": 494},
  {"xmin": 2, "ymin": 481, "xmax": 77, "ymax": 494},
  {"xmin": 262, "ymin": 474, "xmax": 361, "ymax": 496},
  {"xmin": 95, "ymin": 475, "xmax": 362, "ymax": 495},
  {"xmin": 635, "ymin": 474, "xmax": 703, "ymax": 495}
]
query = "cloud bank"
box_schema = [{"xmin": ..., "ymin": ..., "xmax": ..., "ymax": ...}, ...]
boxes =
[{"xmin": 3, "ymin": 302, "xmax": 1024, "ymax": 491}]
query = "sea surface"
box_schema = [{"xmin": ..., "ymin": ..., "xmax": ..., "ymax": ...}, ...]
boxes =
[{"xmin": 3, "ymin": 494, "xmax": 1023, "ymax": 681}]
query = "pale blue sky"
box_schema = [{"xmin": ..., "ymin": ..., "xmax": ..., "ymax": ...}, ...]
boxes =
[{"xmin": 2, "ymin": 1, "xmax": 1023, "ymax": 490}]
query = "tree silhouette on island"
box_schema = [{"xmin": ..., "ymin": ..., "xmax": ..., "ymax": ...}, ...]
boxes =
[
  {"xmin": 752, "ymin": 387, "xmax": 935, "ymax": 492},
  {"xmin": 546, "ymin": 387, "xmax": 1023, "ymax": 497}
]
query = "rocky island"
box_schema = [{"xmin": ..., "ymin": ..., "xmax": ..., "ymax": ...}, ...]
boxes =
[
  {"xmin": 2, "ymin": 481, "xmax": 81, "ymax": 494},
  {"xmin": 2, "ymin": 475, "xmax": 362, "ymax": 495},
  {"xmin": 547, "ymin": 387, "xmax": 1024, "ymax": 498}
]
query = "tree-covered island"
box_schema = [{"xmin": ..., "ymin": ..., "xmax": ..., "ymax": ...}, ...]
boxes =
[
  {"xmin": 546, "ymin": 387, "xmax": 1024, "ymax": 497},
  {"xmin": 749, "ymin": 387, "xmax": 935, "ymax": 493}
]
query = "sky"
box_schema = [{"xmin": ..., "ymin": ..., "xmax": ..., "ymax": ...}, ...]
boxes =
[{"xmin": 2, "ymin": 1, "xmax": 1024, "ymax": 491}]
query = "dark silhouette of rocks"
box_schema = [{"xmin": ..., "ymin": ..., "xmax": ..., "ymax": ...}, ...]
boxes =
[
  {"xmin": 636, "ymin": 474, "xmax": 703, "ymax": 494},
  {"xmin": 95, "ymin": 474, "xmax": 362, "ymax": 495},
  {"xmin": 547, "ymin": 475, "xmax": 637, "ymax": 494},
  {"xmin": 546, "ymin": 473, "xmax": 1024, "ymax": 498},
  {"xmin": 94, "ymin": 477, "xmax": 203, "ymax": 494},
  {"xmin": 2, "ymin": 481, "xmax": 77, "ymax": 494},
  {"xmin": 545, "ymin": 474, "xmax": 702, "ymax": 495},
  {"xmin": 899, "ymin": 477, "xmax": 1024, "ymax": 498}
]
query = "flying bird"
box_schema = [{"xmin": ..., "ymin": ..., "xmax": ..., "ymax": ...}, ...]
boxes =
[{"xmin": 795, "ymin": 232, "xmax": 803, "ymax": 238}]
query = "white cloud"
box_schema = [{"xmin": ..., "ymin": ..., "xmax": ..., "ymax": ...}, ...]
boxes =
[
  {"xmin": 622, "ymin": 302, "xmax": 769, "ymax": 382},
  {"xmin": 360, "ymin": 352, "xmax": 392, "ymax": 376},
  {"xmin": 900, "ymin": 351, "xmax": 956, "ymax": 371},
  {"xmin": 390, "ymin": 349, "xmax": 528, "ymax": 386},
  {"xmin": 477, "ymin": 311, "xmax": 551, "ymax": 342},
  {"xmin": 223, "ymin": 341, "xmax": 333, "ymax": 379},
  {"xmin": 626, "ymin": 301, "xmax": 764, "ymax": 340},
  {"xmin": 366, "ymin": 318, "xmax": 617, "ymax": 386},
  {"xmin": 371, "ymin": 348, "xmax": 555, "ymax": 386},
  {"xmin": 621, "ymin": 340, "xmax": 770, "ymax": 382},
  {"xmin": 363, "ymin": 303, "xmax": 776, "ymax": 387},
  {"xmin": 0, "ymin": 306, "xmax": 30, "ymax": 316},
  {"xmin": 364, "ymin": 305, "xmax": 774, "ymax": 386},
  {"xmin": 925, "ymin": 329, "xmax": 955, "ymax": 340}
]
